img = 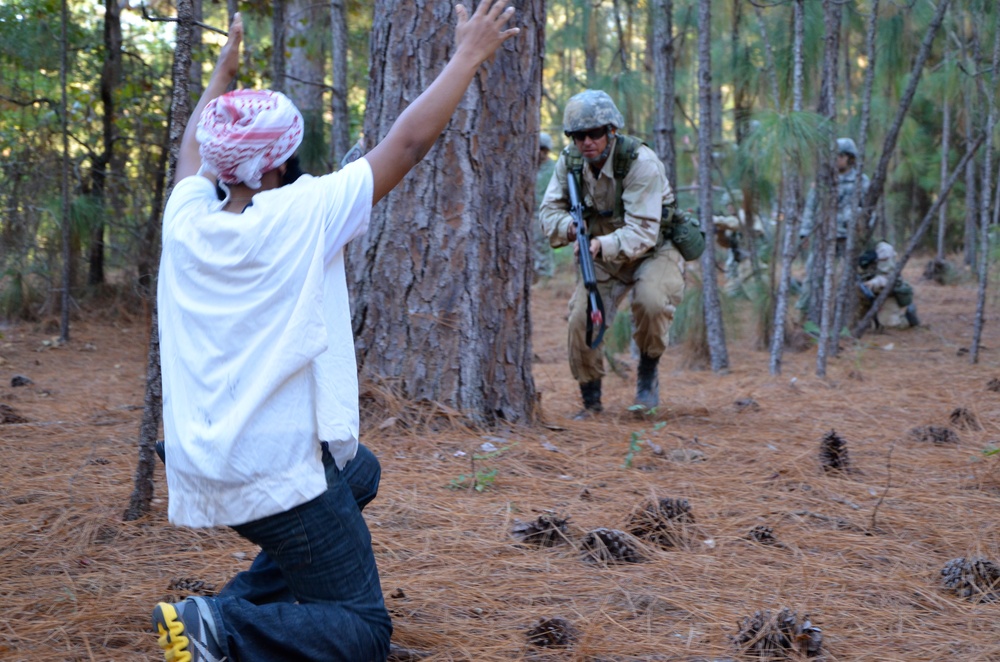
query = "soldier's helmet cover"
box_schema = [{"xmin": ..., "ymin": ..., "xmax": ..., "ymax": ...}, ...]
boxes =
[
  {"xmin": 875, "ymin": 241, "xmax": 896, "ymax": 262},
  {"xmin": 539, "ymin": 132, "xmax": 553, "ymax": 151},
  {"xmin": 563, "ymin": 90, "xmax": 625, "ymax": 134},
  {"xmin": 836, "ymin": 137, "xmax": 859, "ymax": 158}
]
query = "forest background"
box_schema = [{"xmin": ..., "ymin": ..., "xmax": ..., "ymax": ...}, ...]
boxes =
[{"xmin": 4, "ymin": 0, "xmax": 1000, "ymax": 378}]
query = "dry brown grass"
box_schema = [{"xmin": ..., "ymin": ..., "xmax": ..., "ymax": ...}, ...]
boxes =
[{"xmin": 3, "ymin": 260, "xmax": 1000, "ymax": 661}]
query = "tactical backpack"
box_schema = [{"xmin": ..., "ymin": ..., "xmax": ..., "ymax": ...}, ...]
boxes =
[
  {"xmin": 892, "ymin": 279, "xmax": 914, "ymax": 307},
  {"xmin": 562, "ymin": 135, "xmax": 705, "ymax": 261}
]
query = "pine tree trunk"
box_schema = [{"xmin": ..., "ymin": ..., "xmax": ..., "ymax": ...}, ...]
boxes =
[
  {"xmin": 347, "ymin": 0, "xmax": 543, "ymax": 424},
  {"xmin": 272, "ymin": 0, "xmax": 286, "ymax": 93},
  {"xmin": 330, "ymin": 0, "xmax": 350, "ymax": 166},
  {"xmin": 188, "ymin": 0, "xmax": 203, "ymax": 99},
  {"xmin": 768, "ymin": 0, "xmax": 806, "ymax": 375},
  {"xmin": 970, "ymin": 14, "xmax": 1000, "ymax": 364},
  {"xmin": 814, "ymin": 0, "xmax": 841, "ymax": 377},
  {"xmin": 753, "ymin": 1, "xmax": 794, "ymax": 374},
  {"xmin": 59, "ymin": 0, "xmax": 71, "ymax": 342},
  {"xmin": 585, "ymin": 2, "xmax": 599, "ymax": 84},
  {"xmin": 696, "ymin": 0, "xmax": 728, "ymax": 373},
  {"xmin": 287, "ymin": 0, "xmax": 327, "ymax": 173},
  {"xmin": 125, "ymin": 0, "xmax": 201, "ymax": 521},
  {"xmin": 87, "ymin": 0, "xmax": 123, "ymax": 288},
  {"xmin": 937, "ymin": 88, "xmax": 950, "ymax": 260},
  {"xmin": 652, "ymin": 0, "xmax": 676, "ymax": 184},
  {"xmin": 964, "ymin": 90, "xmax": 977, "ymax": 267}
]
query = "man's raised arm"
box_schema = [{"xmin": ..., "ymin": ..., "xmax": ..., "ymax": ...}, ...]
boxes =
[{"xmin": 175, "ymin": 13, "xmax": 244, "ymax": 184}]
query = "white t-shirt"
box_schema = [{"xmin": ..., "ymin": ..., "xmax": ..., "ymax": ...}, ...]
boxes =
[{"xmin": 158, "ymin": 159, "xmax": 373, "ymax": 528}]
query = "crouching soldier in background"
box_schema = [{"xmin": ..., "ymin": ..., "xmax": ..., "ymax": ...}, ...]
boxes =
[
  {"xmin": 713, "ymin": 192, "xmax": 768, "ymax": 298},
  {"xmin": 857, "ymin": 241, "xmax": 919, "ymax": 329}
]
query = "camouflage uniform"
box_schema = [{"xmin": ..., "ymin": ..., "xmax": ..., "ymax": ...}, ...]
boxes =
[
  {"xmin": 798, "ymin": 168, "xmax": 870, "ymax": 242},
  {"xmin": 532, "ymin": 134, "xmax": 556, "ymax": 281},
  {"xmin": 713, "ymin": 210, "xmax": 766, "ymax": 297},
  {"xmin": 858, "ymin": 241, "xmax": 917, "ymax": 329},
  {"xmin": 539, "ymin": 136, "xmax": 683, "ymax": 386},
  {"xmin": 797, "ymin": 138, "xmax": 871, "ymax": 315}
]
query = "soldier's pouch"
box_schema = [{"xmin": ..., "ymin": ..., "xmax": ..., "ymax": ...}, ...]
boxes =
[
  {"xmin": 661, "ymin": 205, "xmax": 706, "ymax": 261},
  {"xmin": 892, "ymin": 279, "xmax": 913, "ymax": 307}
]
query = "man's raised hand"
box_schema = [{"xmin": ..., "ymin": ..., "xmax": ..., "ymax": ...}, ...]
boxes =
[
  {"xmin": 217, "ymin": 12, "xmax": 244, "ymax": 81},
  {"xmin": 454, "ymin": 0, "xmax": 519, "ymax": 66}
]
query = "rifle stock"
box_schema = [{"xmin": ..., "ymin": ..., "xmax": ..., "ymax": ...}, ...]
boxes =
[{"xmin": 566, "ymin": 172, "xmax": 607, "ymax": 349}]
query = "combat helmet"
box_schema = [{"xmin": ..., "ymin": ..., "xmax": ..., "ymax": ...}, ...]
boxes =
[
  {"xmin": 836, "ymin": 137, "xmax": 859, "ymax": 158},
  {"xmin": 539, "ymin": 132, "xmax": 553, "ymax": 151},
  {"xmin": 563, "ymin": 90, "xmax": 625, "ymax": 134}
]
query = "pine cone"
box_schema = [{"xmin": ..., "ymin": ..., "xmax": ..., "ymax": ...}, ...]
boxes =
[
  {"xmin": 627, "ymin": 498, "xmax": 695, "ymax": 548},
  {"xmin": 526, "ymin": 616, "xmax": 577, "ymax": 648},
  {"xmin": 909, "ymin": 425, "xmax": 960, "ymax": 445},
  {"xmin": 747, "ymin": 525, "xmax": 778, "ymax": 545},
  {"xmin": 942, "ymin": 556, "xmax": 1000, "ymax": 602},
  {"xmin": 0, "ymin": 404, "xmax": 28, "ymax": 424},
  {"xmin": 949, "ymin": 407, "xmax": 981, "ymax": 431},
  {"xmin": 732, "ymin": 607, "xmax": 823, "ymax": 659},
  {"xmin": 167, "ymin": 578, "xmax": 217, "ymax": 596},
  {"xmin": 819, "ymin": 430, "xmax": 850, "ymax": 473},
  {"xmin": 511, "ymin": 513, "xmax": 571, "ymax": 547},
  {"xmin": 580, "ymin": 528, "xmax": 642, "ymax": 564}
]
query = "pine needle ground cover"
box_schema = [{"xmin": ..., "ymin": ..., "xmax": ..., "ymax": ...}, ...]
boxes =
[{"xmin": 3, "ymin": 262, "xmax": 1000, "ymax": 661}]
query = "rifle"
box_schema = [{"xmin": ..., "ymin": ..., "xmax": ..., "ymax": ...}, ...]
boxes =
[
  {"xmin": 566, "ymin": 171, "xmax": 607, "ymax": 349},
  {"xmin": 857, "ymin": 277, "xmax": 875, "ymax": 302}
]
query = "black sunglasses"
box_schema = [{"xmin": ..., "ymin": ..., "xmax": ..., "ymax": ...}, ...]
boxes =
[{"xmin": 567, "ymin": 127, "xmax": 608, "ymax": 142}]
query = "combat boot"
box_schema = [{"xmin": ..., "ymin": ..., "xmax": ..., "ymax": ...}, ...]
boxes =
[
  {"xmin": 573, "ymin": 380, "xmax": 603, "ymax": 420},
  {"xmin": 905, "ymin": 303, "xmax": 920, "ymax": 328},
  {"xmin": 634, "ymin": 353, "xmax": 660, "ymax": 411}
]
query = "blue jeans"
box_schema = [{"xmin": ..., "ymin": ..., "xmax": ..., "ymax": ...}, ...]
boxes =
[{"xmin": 206, "ymin": 443, "xmax": 391, "ymax": 661}]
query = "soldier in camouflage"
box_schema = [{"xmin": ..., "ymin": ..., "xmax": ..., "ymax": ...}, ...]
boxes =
[
  {"xmin": 540, "ymin": 90, "xmax": 684, "ymax": 418},
  {"xmin": 796, "ymin": 137, "xmax": 871, "ymax": 317},
  {"xmin": 713, "ymin": 191, "xmax": 768, "ymax": 297},
  {"xmin": 857, "ymin": 241, "xmax": 919, "ymax": 329},
  {"xmin": 532, "ymin": 133, "xmax": 556, "ymax": 282}
]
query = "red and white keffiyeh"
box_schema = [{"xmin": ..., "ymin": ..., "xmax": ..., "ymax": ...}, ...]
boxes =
[{"xmin": 197, "ymin": 89, "xmax": 304, "ymax": 189}]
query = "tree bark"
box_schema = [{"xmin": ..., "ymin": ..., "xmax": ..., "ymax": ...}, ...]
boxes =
[
  {"xmin": 970, "ymin": 12, "xmax": 1000, "ymax": 364},
  {"xmin": 87, "ymin": 0, "xmax": 123, "ymax": 288},
  {"xmin": 769, "ymin": 0, "xmax": 805, "ymax": 375},
  {"xmin": 348, "ymin": 0, "xmax": 543, "ymax": 424},
  {"xmin": 330, "ymin": 0, "xmax": 351, "ymax": 166},
  {"xmin": 59, "ymin": 0, "xmax": 71, "ymax": 342},
  {"xmin": 696, "ymin": 0, "xmax": 728, "ymax": 373},
  {"xmin": 272, "ymin": 0, "xmax": 286, "ymax": 93},
  {"xmin": 963, "ymin": 82, "xmax": 977, "ymax": 267},
  {"xmin": 585, "ymin": 1, "xmax": 599, "ymax": 84},
  {"xmin": 755, "ymin": 2, "xmax": 789, "ymax": 373},
  {"xmin": 937, "ymin": 80, "xmax": 950, "ymax": 260},
  {"xmin": 815, "ymin": 0, "xmax": 841, "ymax": 377},
  {"xmin": 287, "ymin": 0, "xmax": 327, "ymax": 174},
  {"xmin": 652, "ymin": 0, "xmax": 676, "ymax": 184}
]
